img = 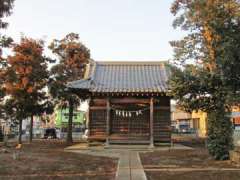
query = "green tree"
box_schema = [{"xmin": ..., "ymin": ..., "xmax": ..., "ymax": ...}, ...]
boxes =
[
  {"xmin": 0, "ymin": 0, "xmax": 15, "ymax": 116},
  {"xmin": 49, "ymin": 33, "xmax": 90, "ymax": 144},
  {"xmin": 170, "ymin": 0, "xmax": 240, "ymax": 160},
  {"xmin": 0, "ymin": 0, "xmax": 15, "ymax": 146},
  {"xmin": 0, "ymin": 0, "xmax": 15, "ymax": 29},
  {"xmin": 3, "ymin": 37, "xmax": 52, "ymax": 144}
]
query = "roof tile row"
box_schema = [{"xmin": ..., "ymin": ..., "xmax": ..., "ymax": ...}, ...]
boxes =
[{"xmin": 68, "ymin": 61, "xmax": 170, "ymax": 93}]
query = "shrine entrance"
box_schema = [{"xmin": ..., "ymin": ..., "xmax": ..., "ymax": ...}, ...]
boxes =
[{"xmin": 109, "ymin": 104, "xmax": 150, "ymax": 144}]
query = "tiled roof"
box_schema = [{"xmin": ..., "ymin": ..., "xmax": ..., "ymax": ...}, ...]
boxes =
[{"xmin": 68, "ymin": 61, "xmax": 170, "ymax": 94}]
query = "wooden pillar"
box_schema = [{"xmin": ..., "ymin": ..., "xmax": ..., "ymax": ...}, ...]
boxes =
[
  {"xmin": 86, "ymin": 98, "xmax": 91, "ymax": 129},
  {"xmin": 106, "ymin": 98, "xmax": 110, "ymax": 146},
  {"xmin": 86, "ymin": 98, "xmax": 90, "ymax": 142},
  {"xmin": 150, "ymin": 97, "xmax": 154, "ymax": 148}
]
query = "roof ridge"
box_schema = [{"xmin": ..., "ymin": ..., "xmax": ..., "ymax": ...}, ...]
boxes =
[{"xmin": 96, "ymin": 61, "xmax": 168, "ymax": 65}]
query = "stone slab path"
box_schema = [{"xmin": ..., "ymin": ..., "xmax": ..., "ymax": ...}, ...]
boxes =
[
  {"xmin": 66, "ymin": 149, "xmax": 147, "ymax": 180},
  {"xmin": 64, "ymin": 144, "xmax": 193, "ymax": 180},
  {"xmin": 116, "ymin": 151, "xmax": 147, "ymax": 180}
]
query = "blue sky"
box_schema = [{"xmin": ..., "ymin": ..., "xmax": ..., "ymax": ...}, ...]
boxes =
[{"xmin": 4, "ymin": 0, "xmax": 185, "ymax": 61}]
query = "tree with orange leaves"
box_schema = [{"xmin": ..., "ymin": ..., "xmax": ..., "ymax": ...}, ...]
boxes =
[
  {"xmin": 49, "ymin": 33, "xmax": 90, "ymax": 144},
  {"xmin": 169, "ymin": 0, "xmax": 240, "ymax": 160},
  {"xmin": 3, "ymin": 37, "xmax": 53, "ymax": 144}
]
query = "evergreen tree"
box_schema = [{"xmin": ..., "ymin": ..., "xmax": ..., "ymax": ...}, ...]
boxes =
[
  {"xmin": 0, "ymin": 0, "xmax": 15, "ymax": 29},
  {"xmin": 170, "ymin": 0, "xmax": 240, "ymax": 159},
  {"xmin": 49, "ymin": 33, "xmax": 90, "ymax": 144},
  {"xmin": 0, "ymin": 0, "xmax": 15, "ymax": 117}
]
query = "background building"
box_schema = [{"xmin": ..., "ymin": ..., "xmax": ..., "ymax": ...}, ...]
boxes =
[
  {"xmin": 55, "ymin": 108, "xmax": 86, "ymax": 132},
  {"xmin": 171, "ymin": 104, "xmax": 207, "ymax": 137}
]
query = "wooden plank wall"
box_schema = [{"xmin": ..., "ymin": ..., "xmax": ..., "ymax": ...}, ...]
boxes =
[
  {"xmin": 89, "ymin": 99, "xmax": 107, "ymax": 137},
  {"xmin": 89, "ymin": 110, "xmax": 107, "ymax": 136},
  {"xmin": 154, "ymin": 96, "xmax": 171, "ymax": 142}
]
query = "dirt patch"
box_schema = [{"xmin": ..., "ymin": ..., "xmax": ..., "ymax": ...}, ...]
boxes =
[
  {"xmin": 0, "ymin": 140, "xmax": 117, "ymax": 180},
  {"xmin": 140, "ymin": 149, "xmax": 240, "ymax": 180},
  {"xmin": 145, "ymin": 171, "xmax": 240, "ymax": 180},
  {"xmin": 140, "ymin": 149, "xmax": 237, "ymax": 168},
  {"xmin": 172, "ymin": 134, "xmax": 206, "ymax": 148}
]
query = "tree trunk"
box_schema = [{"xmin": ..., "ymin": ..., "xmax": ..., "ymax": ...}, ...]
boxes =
[
  {"xmin": 67, "ymin": 99, "xmax": 73, "ymax": 144},
  {"xmin": 29, "ymin": 115, "xmax": 33, "ymax": 143},
  {"xmin": 3, "ymin": 126, "xmax": 8, "ymax": 146},
  {"xmin": 207, "ymin": 103, "xmax": 233, "ymax": 160},
  {"xmin": 18, "ymin": 119, "xmax": 22, "ymax": 144},
  {"xmin": 3, "ymin": 134, "xmax": 8, "ymax": 146}
]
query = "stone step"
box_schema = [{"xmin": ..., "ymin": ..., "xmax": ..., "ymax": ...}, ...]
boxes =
[{"xmin": 105, "ymin": 144, "xmax": 151, "ymax": 150}]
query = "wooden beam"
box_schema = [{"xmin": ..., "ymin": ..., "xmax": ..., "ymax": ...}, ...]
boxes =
[
  {"xmin": 149, "ymin": 97, "xmax": 154, "ymax": 148},
  {"xmin": 154, "ymin": 106, "xmax": 170, "ymax": 110},
  {"xmin": 106, "ymin": 98, "xmax": 110, "ymax": 146},
  {"xmin": 89, "ymin": 106, "xmax": 106, "ymax": 110},
  {"xmin": 91, "ymin": 99, "xmax": 107, "ymax": 106},
  {"xmin": 111, "ymin": 98, "xmax": 149, "ymax": 104}
]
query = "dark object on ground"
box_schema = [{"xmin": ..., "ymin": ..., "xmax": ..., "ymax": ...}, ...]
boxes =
[
  {"xmin": 44, "ymin": 128, "xmax": 57, "ymax": 139},
  {"xmin": 1, "ymin": 148, "xmax": 9, "ymax": 153},
  {"xmin": 0, "ymin": 129, "xmax": 3, "ymax": 142}
]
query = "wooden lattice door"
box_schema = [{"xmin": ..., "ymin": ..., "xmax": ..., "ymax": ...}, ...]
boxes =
[{"xmin": 111, "ymin": 108, "xmax": 150, "ymax": 137}]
